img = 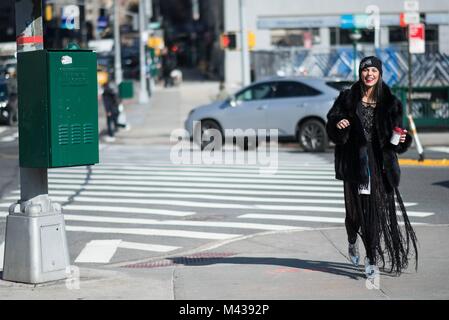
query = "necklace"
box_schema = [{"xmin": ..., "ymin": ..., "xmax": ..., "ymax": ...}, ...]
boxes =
[{"xmin": 361, "ymin": 99, "xmax": 377, "ymax": 108}]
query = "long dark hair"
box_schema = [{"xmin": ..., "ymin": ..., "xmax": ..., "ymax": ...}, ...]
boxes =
[{"xmin": 360, "ymin": 74, "xmax": 383, "ymax": 103}]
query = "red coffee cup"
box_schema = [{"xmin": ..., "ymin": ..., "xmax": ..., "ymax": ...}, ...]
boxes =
[{"xmin": 390, "ymin": 127, "xmax": 403, "ymax": 145}]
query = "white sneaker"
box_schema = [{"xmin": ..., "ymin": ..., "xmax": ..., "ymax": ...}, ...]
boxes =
[
  {"xmin": 104, "ymin": 136, "xmax": 116, "ymax": 142},
  {"xmin": 364, "ymin": 257, "xmax": 378, "ymax": 279}
]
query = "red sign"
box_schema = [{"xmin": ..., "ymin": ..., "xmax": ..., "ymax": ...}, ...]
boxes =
[
  {"xmin": 400, "ymin": 12, "xmax": 420, "ymax": 27},
  {"xmin": 400, "ymin": 13, "xmax": 407, "ymax": 27},
  {"xmin": 409, "ymin": 23, "xmax": 425, "ymax": 54}
]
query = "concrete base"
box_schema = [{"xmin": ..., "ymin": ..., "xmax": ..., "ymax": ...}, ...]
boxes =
[{"xmin": 2, "ymin": 201, "xmax": 70, "ymax": 284}]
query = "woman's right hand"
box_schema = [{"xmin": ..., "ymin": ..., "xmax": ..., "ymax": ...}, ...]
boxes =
[{"xmin": 336, "ymin": 119, "xmax": 350, "ymax": 130}]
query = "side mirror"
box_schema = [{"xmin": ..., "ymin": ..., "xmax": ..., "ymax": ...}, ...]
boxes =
[{"xmin": 229, "ymin": 97, "xmax": 237, "ymax": 108}]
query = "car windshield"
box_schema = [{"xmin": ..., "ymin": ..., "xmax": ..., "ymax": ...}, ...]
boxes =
[{"xmin": 326, "ymin": 81, "xmax": 353, "ymax": 91}]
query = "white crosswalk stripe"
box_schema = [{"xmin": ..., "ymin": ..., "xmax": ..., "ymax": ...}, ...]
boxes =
[
  {"xmin": 66, "ymin": 226, "xmax": 241, "ymax": 240},
  {"xmin": 0, "ymin": 153, "xmax": 436, "ymax": 264},
  {"xmin": 10, "ymin": 190, "xmax": 418, "ymax": 207},
  {"xmin": 0, "ymin": 131, "xmax": 18, "ymax": 143},
  {"xmin": 43, "ymin": 184, "xmax": 347, "ymax": 198},
  {"xmin": 47, "ymin": 173, "xmax": 343, "ymax": 185},
  {"xmin": 48, "ymin": 179, "xmax": 343, "ymax": 191}
]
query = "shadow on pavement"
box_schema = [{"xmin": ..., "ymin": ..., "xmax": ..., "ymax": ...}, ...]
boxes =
[
  {"xmin": 167, "ymin": 256, "xmax": 365, "ymax": 280},
  {"xmin": 433, "ymin": 180, "xmax": 449, "ymax": 189}
]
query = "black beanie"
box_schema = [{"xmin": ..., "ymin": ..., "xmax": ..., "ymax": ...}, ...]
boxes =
[{"xmin": 359, "ymin": 56, "xmax": 383, "ymax": 77}]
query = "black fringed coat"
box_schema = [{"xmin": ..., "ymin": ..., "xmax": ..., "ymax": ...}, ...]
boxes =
[{"xmin": 326, "ymin": 81, "xmax": 413, "ymax": 191}]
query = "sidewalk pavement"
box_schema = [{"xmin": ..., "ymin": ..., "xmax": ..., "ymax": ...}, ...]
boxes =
[
  {"xmin": 1, "ymin": 225, "xmax": 448, "ymax": 299},
  {"xmin": 102, "ymin": 80, "xmax": 449, "ymax": 154}
]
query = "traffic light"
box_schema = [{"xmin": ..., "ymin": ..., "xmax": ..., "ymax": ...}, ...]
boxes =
[
  {"xmin": 45, "ymin": 4, "xmax": 53, "ymax": 21},
  {"xmin": 220, "ymin": 32, "xmax": 237, "ymax": 50},
  {"xmin": 248, "ymin": 31, "xmax": 256, "ymax": 50}
]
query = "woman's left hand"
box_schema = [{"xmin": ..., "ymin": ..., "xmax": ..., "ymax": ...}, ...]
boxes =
[{"xmin": 400, "ymin": 129, "xmax": 408, "ymax": 143}]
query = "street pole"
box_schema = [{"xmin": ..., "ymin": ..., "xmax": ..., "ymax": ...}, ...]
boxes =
[
  {"xmin": 353, "ymin": 41, "xmax": 357, "ymax": 81},
  {"xmin": 407, "ymin": 30, "xmax": 412, "ymax": 117},
  {"xmin": 239, "ymin": 0, "xmax": 250, "ymax": 86},
  {"xmin": 366, "ymin": 5, "xmax": 380, "ymax": 49},
  {"xmin": 350, "ymin": 29, "xmax": 361, "ymax": 81},
  {"xmin": 2, "ymin": 0, "xmax": 70, "ymax": 284},
  {"xmin": 139, "ymin": 0, "xmax": 150, "ymax": 103},
  {"xmin": 406, "ymin": 25, "xmax": 425, "ymax": 161},
  {"xmin": 114, "ymin": 0, "xmax": 123, "ymax": 85}
]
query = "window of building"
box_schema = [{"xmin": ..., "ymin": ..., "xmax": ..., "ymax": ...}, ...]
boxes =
[
  {"xmin": 330, "ymin": 27, "xmax": 374, "ymax": 45},
  {"xmin": 271, "ymin": 29, "xmax": 321, "ymax": 47}
]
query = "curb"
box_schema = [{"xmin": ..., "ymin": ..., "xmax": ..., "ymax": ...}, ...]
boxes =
[{"xmin": 399, "ymin": 159, "xmax": 449, "ymax": 167}]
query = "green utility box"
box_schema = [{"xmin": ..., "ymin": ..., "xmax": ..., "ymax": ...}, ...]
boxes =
[
  {"xmin": 18, "ymin": 49, "xmax": 99, "ymax": 168},
  {"xmin": 119, "ymin": 81, "xmax": 134, "ymax": 99}
]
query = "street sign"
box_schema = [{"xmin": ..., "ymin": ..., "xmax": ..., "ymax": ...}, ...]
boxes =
[
  {"xmin": 409, "ymin": 23, "xmax": 425, "ymax": 54},
  {"xmin": 340, "ymin": 15, "xmax": 354, "ymax": 29},
  {"xmin": 61, "ymin": 5, "xmax": 80, "ymax": 30},
  {"xmin": 148, "ymin": 22, "xmax": 161, "ymax": 29},
  {"xmin": 340, "ymin": 14, "xmax": 369, "ymax": 29},
  {"xmin": 404, "ymin": 0, "xmax": 419, "ymax": 12},
  {"xmin": 400, "ymin": 12, "xmax": 420, "ymax": 27}
]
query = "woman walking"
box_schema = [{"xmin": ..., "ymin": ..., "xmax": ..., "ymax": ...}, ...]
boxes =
[{"xmin": 326, "ymin": 56, "xmax": 418, "ymax": 278}]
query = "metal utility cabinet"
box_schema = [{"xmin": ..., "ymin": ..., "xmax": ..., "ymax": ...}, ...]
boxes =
[{"xmin": 18, "ymin": 48, "xmax": 99, "ymax": 168}]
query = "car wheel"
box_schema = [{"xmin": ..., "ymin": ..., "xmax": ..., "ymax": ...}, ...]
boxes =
[
  {"xmin": 298, "ymin": 119, "xmax": 328, "ymax": 152},
  {"xmin": 195, "ymin": 119, "xmax": 223, "ymax": 151}
]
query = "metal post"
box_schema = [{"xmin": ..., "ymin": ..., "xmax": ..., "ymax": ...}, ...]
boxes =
[
  {"xmin": 114, "ymin": 0, "xmax": 123, "ymax": 85},
  {"xmin": 407, "ymin": 33, "xmax": 412, "ymax": 117},
  {"xmin": 2, "ymin": 0, "xmax": 70, "ymax": 284},
  {"xmin": 407, "ymin": 26, "xmax": 425, "ymax": 161},
  {"xmin": 138, "ymin": 0, "xmax": 150, "ymax": 103},
  {"xmin": 366, "ymin": 5, "xmax": 380, "ymax": 49},
  {"xmin": 353, "ymin": 41, "xmax": 357, "ymax": 81},
  {"xmin": 239, "ymin": 0, "xmax": 250, "ymax": 86}
]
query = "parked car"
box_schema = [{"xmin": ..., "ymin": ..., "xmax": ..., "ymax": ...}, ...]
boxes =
[{"xmin": 185, "ymin": 76, "xmax": 352, "ymax": 152}]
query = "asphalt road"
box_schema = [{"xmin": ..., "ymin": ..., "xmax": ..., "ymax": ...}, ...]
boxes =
[{"xmin": 1, "ymin": 126, "xmax": 448, "ymax": 269}]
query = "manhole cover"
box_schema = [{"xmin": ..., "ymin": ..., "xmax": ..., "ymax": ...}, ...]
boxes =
[{"xmin": 123, "ymin": 252, "xmax": 237, "ymax": 269}]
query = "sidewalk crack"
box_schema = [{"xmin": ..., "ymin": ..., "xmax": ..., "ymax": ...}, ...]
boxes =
[{"xmin": 319, "ymin": 229, "xmax": 348, "ymax": 262}]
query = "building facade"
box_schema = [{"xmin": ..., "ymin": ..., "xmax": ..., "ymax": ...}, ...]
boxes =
[{"xmin": 224, "ymin": 0, "xmax": 449, "ymax": 87}]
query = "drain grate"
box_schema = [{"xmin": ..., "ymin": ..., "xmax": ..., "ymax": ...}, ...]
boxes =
[{"xmin": 123, "ymin": 252, "xmax": 237, "ymax": 269}]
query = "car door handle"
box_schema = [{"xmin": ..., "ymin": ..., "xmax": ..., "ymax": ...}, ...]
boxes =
[
  {"xmin": 297, "ymin": 103, "xmax": 309, "ymax": 108},
  {"xmin": 257, "ymin": 105, "xmax": 268, "ymax": 110}
]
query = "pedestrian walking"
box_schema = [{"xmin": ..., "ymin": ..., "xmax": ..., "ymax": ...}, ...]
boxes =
[
  {"xmin": 326, "ymin": 56, "xmax": 418, "ymax": 279},
  {"xmin": 5, "ymin": 69, "xmax": 18, "ymax": 126},
  {"xmin": 102, "ymin": 81, "xmax": 120, "ymax": 142},
  {"xmin": 161, "ymin": 47, "xmax": 177, "ymax": 88}
]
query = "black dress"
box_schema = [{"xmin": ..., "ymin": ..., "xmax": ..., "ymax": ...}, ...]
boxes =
[{"xmin": 344, "ymin": 101, "xmax": 418, "ymax": 274}]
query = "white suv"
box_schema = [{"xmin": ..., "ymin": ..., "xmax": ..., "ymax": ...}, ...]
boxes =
[{"xmin": 185, "ymin": 77, "xmax": 352, "ymax": 152}]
